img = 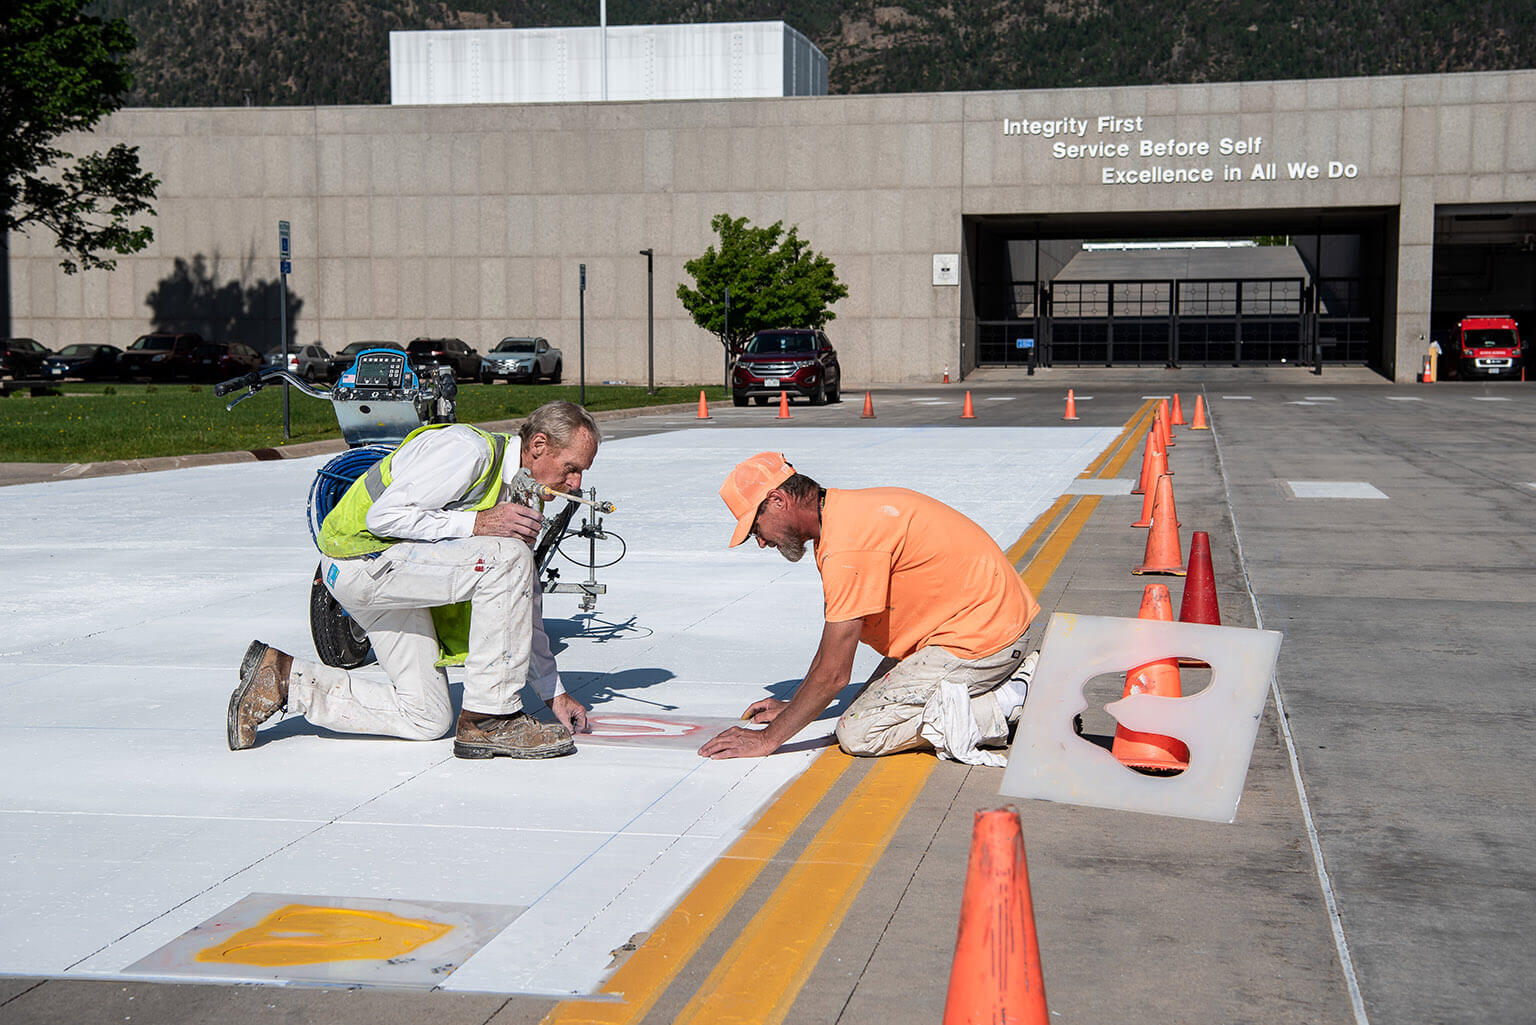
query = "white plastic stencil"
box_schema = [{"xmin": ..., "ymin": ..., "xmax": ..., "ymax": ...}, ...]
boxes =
[
  {"xmin": 126, "ymin": 893, "xmax": 524, "ymax": 988},
  {"xmin": 1000, "ymin": 614, "xmax": 1282, "ymax": 823}
]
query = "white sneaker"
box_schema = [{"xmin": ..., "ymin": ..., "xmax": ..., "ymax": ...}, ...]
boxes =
[{"xmin": 995, "ymin": 650, "xmax": 1039, "ymax": 723}]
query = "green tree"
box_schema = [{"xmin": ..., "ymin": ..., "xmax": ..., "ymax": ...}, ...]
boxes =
[
  {"xmin": 677, "ymin": 214, "xmax": 848, "ymax": 382},
  {"xmin": 2, "ymin": 0, "xmax": 158, "ymax": 273}
]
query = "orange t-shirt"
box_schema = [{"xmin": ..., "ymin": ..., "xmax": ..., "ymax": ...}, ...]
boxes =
[{"xmin": 814, "ymin": 487, "xmax": 1040, "ymax": 661}]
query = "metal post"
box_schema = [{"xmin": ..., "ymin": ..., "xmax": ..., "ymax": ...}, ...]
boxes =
[
  {"xmin": 280, "ymin": 272, "xmax": 290, "ymax": 438},
  {"xmin": 579, "ymin": 263, "xmax": 587, "ymax": 405},
  {"xmin": 639, "ymin": 248, "xmax": 654, "ymax": 393},
  {"xmin": 277, "ymin": 219, "xmax": 292, "ymax": 439}
]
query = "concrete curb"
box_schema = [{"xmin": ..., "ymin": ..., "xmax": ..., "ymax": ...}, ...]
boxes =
[{"xmin": 0, "ymin": 401, "xmax": 699, "ymax": 488}]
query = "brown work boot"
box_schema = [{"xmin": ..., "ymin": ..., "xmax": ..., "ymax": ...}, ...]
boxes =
[
  {"xmin": 453, "ymin": 709, "xmax": 575, "ymax": 759},
  {"xmin": 227, "ymin": 640, "xmax": 291, "ymax": 750}
]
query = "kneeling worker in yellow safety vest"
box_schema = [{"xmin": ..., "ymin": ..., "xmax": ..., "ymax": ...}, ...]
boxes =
[
  {"xmin": 699, "ymin": 452, "xmax": 1040, "ymax": 765},
  {"xmin": 227, "ymin": 400, "xmax": 600, "ymax": 759}
]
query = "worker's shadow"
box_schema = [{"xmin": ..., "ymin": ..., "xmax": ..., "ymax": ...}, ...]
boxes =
[
  {"xmin": 562, "ymin": 667, "xmax": 677, "ymax": 711},
  {"xmin": 544, "ymin": 614, "xmax": 652, "ymax": 654},
  {"xmin": 253, "ymin": 670, "xmax": 680, "ymax": 746}
]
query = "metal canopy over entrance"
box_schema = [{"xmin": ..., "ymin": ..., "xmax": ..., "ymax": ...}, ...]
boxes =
[{"xmin": 968, "ymin": 208, "xmax": 1394, "ymax": 371}]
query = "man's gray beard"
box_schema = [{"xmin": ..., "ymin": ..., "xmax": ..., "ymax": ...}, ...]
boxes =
[{"xmin": 777, "ymin": 537, "xmax": 808, "ymax": 562}]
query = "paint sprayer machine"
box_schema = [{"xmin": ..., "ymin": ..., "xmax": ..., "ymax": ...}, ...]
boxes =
[{"xmin": 214, "ymin": 347, "xmax": 623, "ymax": 669}]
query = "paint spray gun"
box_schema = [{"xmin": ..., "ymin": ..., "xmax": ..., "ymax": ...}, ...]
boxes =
[{"xmin": 509, "ymin": 465, "xmax": 616, "ymax": 515}]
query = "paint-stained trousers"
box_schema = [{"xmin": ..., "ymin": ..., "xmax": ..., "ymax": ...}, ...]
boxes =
[
  {"xmin": 835, "ymin": 634, "xmax": 1029, "ymax": 761},
  {"xmin": 285, "ymin": 536, "xmax": 535, "ymax": 740}
]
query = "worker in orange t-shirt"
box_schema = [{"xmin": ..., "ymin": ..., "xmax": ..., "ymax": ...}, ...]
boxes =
[{"xmin": 700, "ymin": 452, "xmax": 1041, "ymax": 763}]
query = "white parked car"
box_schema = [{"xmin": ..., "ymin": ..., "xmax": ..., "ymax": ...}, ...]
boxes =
[{"xmin": 480, "ymin": 337, "xmax": 562, "ymax": 383}]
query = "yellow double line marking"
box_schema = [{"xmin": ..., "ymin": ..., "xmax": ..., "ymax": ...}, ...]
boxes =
[
  {"xmin": 544, "ymin": 751, "xmax": 853, "ymax": 1025},
  {"xmin": 544, "ymin": 402, "xmax": 1156, "ymax": 1025}
]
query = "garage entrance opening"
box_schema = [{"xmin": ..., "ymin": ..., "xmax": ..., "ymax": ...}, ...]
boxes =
[
  {"xmin": 967, "ymin": 208, "xmax": 1394, "ymax": 372},
  {"xmin": 1431, "ymin": 203, "xmax": 1536, "ymax": 359}
]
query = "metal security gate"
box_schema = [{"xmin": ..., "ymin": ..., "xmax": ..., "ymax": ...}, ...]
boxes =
[{"xmin": 978, "ymin": 276, "xmax": 1328, "ymax": 367}]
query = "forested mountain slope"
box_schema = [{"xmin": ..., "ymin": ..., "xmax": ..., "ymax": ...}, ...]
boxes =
[{"xmin": 92, "ymin": 0, "xmax": 1535, "ymax": 107}]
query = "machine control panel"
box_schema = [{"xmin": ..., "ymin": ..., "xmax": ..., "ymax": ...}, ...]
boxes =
[{"xmin": 335, "ymin": 349, "xmax": 419, "ymax": 399}]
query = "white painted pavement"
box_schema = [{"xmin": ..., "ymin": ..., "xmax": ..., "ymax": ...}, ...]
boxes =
[{"xmin": 0, "ymin": 425, "xmax": 1116, "ymax": 994}]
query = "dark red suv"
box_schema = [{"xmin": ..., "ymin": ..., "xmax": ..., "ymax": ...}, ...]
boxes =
[
  {"xmin": 733, "ymin": 329, "xmax": 842, "ymax": 406},
  {"xmin": 193, "ymin": 341, "xmax": 263, "ymax": 382},
  {"xmin": 119, "ymin": 332, "xmax": 204, "ymax": 381}
]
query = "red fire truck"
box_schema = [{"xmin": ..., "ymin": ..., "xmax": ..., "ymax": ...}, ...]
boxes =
[{"xmin": 1451, "ymin": 315, "xmax": 1524, "ymax": 379}]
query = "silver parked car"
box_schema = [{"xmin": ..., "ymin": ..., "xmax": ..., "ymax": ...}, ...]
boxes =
[
  {"xmin": 480, "ymin": 336, "xmax": 563, "ymax": 383},
  {"xmin": 266, "ymin": 343, "xmax": 334, "ymax": 382}
]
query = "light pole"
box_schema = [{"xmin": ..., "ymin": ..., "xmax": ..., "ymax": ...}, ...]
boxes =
[{"xmin": 639, "ymin": 248, "xmax": 654, "ymax": 394}]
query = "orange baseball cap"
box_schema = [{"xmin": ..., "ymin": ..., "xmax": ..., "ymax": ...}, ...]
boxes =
[{"xmin": 720, "ymin": 452, "xmax": 795, "ymax": 547}]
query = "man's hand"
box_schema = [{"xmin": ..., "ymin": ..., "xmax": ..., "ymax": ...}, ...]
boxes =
[
  {"xmin": 740, "ymin": 698, "xmax": 788, "ymax": 724},
  {"xmin": 550, "ymin": 692, "xmax": 590, "ymax": 734},
  {"xmin": 698, "ymin": 725, "xmax": 779, "ymax": 759},
  {"xmin": 474, "ymin": 501, "xmax": 544, "ymax": 544}
]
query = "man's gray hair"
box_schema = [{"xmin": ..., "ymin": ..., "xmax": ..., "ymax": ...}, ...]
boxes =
[{"xmin": 519, "ymin": 400, "xmax": 601, "ymax": 451}]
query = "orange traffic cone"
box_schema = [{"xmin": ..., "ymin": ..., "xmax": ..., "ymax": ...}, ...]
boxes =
[
  {"xmin": 1170, "ymin": 393, "xmax": 1186, "ymax": 426},
  {"xmin": 1132, "ymin": 468, "xmax": 1159, "ymax": 527},
  {"xmin": 695, "ymin": 390, "xmax": 711, "ymax": 420},
  {"xmin": 1062, "ymin": 388, "xmax": 1080, "ymax": 421},
  {"xmin": 1157, "ymin": 399, "xmax": 1176, "ymax": 447},
  {"xmin": 941, "ymin": 807, "xmax": 1049, "ymax": 1025},
  {"xmin": 1134, "ymin": 428, "xmax": 1171, "ymax": 496},
  {"xmin": 861, "ymin": 391, "xmax": 876, "ymax": 418},
  {"xmin": 943, "ymin": 366, "xmax": 951, "ymax": 384},
  {"xmin": 1135, "ymin": 429, "xmax": 1156, "ymax": 495},
  {"xmin": 1134, "ymin": 468, "xmax": 1181, "ymax": 529},
  {"xmin": 1132, "ymin": 429, "xmax": 1155, "ymax": 495},
  {"xmin": 961, "ymin": 391, "xmax": 976, "ymax": 419},
  {"xmin": 1132, "ymin": 474, "xmax": 1185, "ymax": 576},
  {"xmin": 1179, "ymin": 530, "xmax": 1221, "ymax": 626},
  {"xmin": 1111, "ymin": 584, "xmax": 1190, "ymax": 772},
  {"xmin": 776, "ymin": 391, "xmax": 791, "ymax": 419},
  {"xmin": 1190, "ymin": 394, "xmax": 1210, "ymax": 430}
]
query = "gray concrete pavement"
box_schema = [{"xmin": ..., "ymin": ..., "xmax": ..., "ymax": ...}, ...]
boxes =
[{"xmin": 1, "ymin": 368, "xmax": 1530, "ymax": 1025}]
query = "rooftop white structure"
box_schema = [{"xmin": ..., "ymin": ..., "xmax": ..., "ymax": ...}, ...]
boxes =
[{"xmin": 389, "ymin": 21, "xmax": 828, "ymax": 106}]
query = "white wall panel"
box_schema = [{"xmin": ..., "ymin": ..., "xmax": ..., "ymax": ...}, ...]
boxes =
[{"xmin": 389, "ymin": 22, "xmax": 827, "ymax": 105}]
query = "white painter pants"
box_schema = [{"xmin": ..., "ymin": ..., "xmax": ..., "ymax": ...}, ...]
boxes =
[
  {"xmin": 286, "ymin": 536, "xmax": 535, "ymax": 740},
  {"xmin": 835, "ymin": 634, "xmax": 1028, "ymax": 766}
]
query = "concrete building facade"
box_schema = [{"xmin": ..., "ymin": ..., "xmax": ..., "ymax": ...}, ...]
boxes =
[{"xmin": 7, "ymin": 69, "xmax": 1535, "ymax": 384}]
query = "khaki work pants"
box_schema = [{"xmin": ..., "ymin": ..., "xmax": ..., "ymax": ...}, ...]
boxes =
[
  {"xmin": 286, "ymin": 536, "xmax": 535, "ymax": 740},
  {"xmin": 835, "ymin": 636, "xmax": 1028, "ymax": 759}
]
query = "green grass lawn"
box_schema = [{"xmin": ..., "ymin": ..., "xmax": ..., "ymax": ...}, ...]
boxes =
[{"xmin": 0, "ymin": 382, "xmax": 725, "ymax": 463}]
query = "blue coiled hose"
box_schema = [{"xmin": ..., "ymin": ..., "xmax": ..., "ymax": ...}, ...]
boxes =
[{"xmin": 306, "ymin": 444, "xmax": 393, "ymax": 548}]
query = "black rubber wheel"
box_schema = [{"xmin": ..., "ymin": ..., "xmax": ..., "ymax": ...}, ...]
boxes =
[
  {"xmin": 310, "ymin": 563, "xmax": 373, "ymax": 668},
  {"xmin": 550, "ymin": 361, "xmax": 562, "ymax": 384},
  {"xmin": 753, "ymin": 395, "xmax": 769, "ymax": 406},
  {"xmin": 811, "ymin": 381, "xmax": 828, "ymax": 406},
  {"xmin": 733, "ymin": 393, "xmax": 748, "ymax": 407},
  {"xmin": 828, "ymin": 376, "xmax": 842, "ymax": 403}
]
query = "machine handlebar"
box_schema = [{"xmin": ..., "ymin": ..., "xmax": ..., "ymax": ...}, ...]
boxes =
[{"xmin": 213, "ymin": 366, "xmax": 334, "ymax": 404}]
